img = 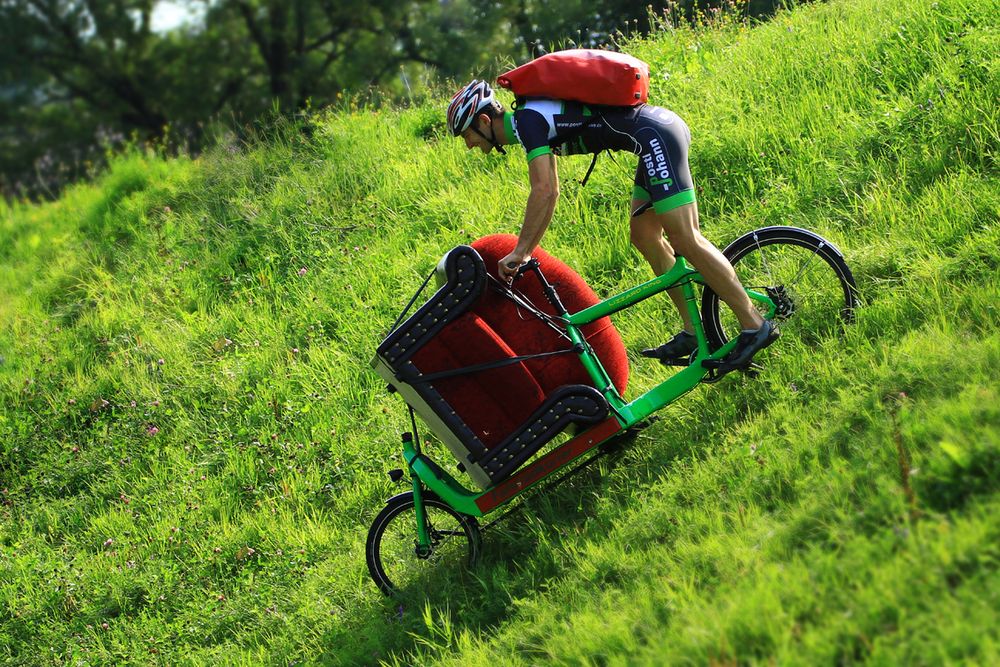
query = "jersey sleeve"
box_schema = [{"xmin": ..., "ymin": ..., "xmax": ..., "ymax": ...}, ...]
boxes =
[{"xmin": 512, "ymin": 109, "xmax": 553, "ymax": 162}]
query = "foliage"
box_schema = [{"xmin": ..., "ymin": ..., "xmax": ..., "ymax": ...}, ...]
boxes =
[
  {"xmin": 1, "ymin": 0, "xmax": 998, "ymax": 663},
  {"xmin": 0, "ymin": 0, "xmax": 798, "ymax": 199}
]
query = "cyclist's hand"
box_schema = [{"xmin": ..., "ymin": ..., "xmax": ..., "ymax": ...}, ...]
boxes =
[{"xmin": 498, "ymin": 252, "xmax": 527, "ymax": 283}]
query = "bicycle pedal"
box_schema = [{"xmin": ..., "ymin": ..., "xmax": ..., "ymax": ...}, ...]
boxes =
[{"xmin": 702, "ymin": 358, "xmax": 752, "ymax": 373}]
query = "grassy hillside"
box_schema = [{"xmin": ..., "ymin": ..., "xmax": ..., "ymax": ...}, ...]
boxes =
[{"xmin": 1, "ymin": 0, "xmax": 998, "ymax": 663}]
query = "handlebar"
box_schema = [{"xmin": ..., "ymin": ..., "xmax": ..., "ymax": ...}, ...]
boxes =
[
  {"xmin": 504, "ymin": 257, "xmax": 569, "ymax": 317},
  {"xmin": 506, "ymin": 257, "xmax": 539, "ymax": 280}
]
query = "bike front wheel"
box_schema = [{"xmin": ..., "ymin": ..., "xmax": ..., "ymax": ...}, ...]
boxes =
[
  {"xmin": 702, "ymin": 226, "xmax": 858, "ymax": 352},
  {"xmin": 366, "ymin": 491, "xmax": 482, "ymax": 596}
]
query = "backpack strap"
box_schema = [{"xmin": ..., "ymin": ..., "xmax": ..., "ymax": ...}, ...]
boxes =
[{"xmin": 579, "ymin": 151, "xmax": 601, "ymax": 187}]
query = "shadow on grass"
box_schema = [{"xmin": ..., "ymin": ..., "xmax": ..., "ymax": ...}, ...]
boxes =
[{"xmin": 314, "ymin": 412, "xmax": 738, "ymax": 665}]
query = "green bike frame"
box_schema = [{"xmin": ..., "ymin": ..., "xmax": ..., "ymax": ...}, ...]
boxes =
[{"xmin": 404, "ymin": 257, "xmax": 777, "ymax": 547}]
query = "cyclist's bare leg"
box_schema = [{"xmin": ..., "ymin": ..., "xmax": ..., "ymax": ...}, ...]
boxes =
[
  {"xmin": 630, "ymin": 198, "xmax": 694, "ymax": 332},
  {"xmin": 655, "ymin": 202, "xmax": 764, "ymax": 331}
]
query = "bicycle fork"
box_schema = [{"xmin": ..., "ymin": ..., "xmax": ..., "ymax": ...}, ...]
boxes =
[{"xmin": 401, "ymin": 432, "xmax": 433, "ymax": 557}]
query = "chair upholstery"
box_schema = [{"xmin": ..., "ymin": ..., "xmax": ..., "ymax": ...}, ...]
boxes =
[
  {"xmin": 372, "ymin": 240, "xmax": 629, "ymax": 489},
  {"xmin": 411, "ymin": 312, "xmax": 547, "ymax": 450},
  {"xmin": 470, "ymin": 234, "xmax": 629, "ymax": 397}
]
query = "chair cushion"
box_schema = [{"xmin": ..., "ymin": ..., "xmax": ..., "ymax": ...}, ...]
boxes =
[{"xmin": 409, "ymin": 311, "xmax": 547, "ymax": 450}]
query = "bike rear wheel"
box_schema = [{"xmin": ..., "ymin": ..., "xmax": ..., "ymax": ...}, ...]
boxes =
[
  {"xmin": 366, "ymin": 491, "xmax": 482, "ymax": 596},
  {"xmin": 702, "ymin": 226, "xmax": 858, "ymax": 351}
]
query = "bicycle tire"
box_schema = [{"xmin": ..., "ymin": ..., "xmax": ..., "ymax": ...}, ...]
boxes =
[
  {"xmin": 366, "ymin": 491, "xmax": 482, "ymax": 596},
  {"xmin": 702, "ymin": 226, "xmax": 858, "ymax": 351}
]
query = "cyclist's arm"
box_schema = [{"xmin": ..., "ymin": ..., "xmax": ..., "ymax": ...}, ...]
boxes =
[{"xmin": 499, "ymin": 154, "xmax": 559, "ymax": 280}]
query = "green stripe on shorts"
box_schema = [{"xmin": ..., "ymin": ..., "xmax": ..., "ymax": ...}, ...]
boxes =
[
  {"xmin": 652, "ymin": 189, "xmax": 696, "ymax": 214},
  {"xmin": 632, "ymin": 185, "xmax": 651, "ymax": 201}
]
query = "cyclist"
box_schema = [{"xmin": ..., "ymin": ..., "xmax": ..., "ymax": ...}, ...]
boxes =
[{"xmin": 447, "ymin": 79, "xmax": 778, "ymax": 369}]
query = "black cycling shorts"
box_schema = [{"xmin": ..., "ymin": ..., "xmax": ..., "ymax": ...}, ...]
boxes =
[{"xmin": 628, "ymin": 106, "xmax": 695, "ymax": 214}]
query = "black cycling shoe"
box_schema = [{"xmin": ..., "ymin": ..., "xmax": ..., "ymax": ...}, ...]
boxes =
[
  {"xmin": 703, "ymin": 320, "xmax": 780, "ymax": 372},
  {"xmin": 641, "ymin": 330, "xmax": 698, "ymax": 366}
]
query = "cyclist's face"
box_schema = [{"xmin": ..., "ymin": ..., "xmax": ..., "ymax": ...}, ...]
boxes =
[{"xmin": 461, "ymin": 118, "xmax": 492, "ymax": 154}]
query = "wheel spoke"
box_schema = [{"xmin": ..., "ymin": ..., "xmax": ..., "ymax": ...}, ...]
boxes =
[
  {"xmin": 752, "ymin": 231, "xmax": 775, "ymax": 286},
  {"xmin": 433, "ymin": 529, "xmax": 468, "ymax": 538},
  {"xmin": 787, "ymin": 240, "xmax": 824, "ymax": 288},
  {"xmin": 702, "ymin": 228, "xmax": 856, "ymax": 353},
  {"xmin": 367, "ymin": 496, "xmax": 480, "ymax": 595}
]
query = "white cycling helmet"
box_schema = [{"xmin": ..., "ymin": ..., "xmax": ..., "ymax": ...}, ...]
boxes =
[{"xmin": 446, "ymin": 80, "xmax": 497, "ymax": 137}]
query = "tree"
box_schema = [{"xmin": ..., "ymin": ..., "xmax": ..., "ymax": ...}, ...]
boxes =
[
  {"xmin": 196, "ymin": 0, "xmax": 509, "ymax": 109},
  {"xmin": 0, "ymin": 0, "xmax": 511, "ymax": 196},
  {"xmin": 0, "ymin": 0, "xmax": 795, "ymax": 198},
  {"xmin": 0, "ymin": 0, "xmax": 245, "ymax": 196},
  {"xmin": 510, "ymin": 0, "xmax": 791, "ymax": 60}
]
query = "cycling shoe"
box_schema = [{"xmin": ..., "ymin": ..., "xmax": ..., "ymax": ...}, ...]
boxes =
[{"xmin": 641, "ymin": 330, "xmax": 697, "ymax": 366}]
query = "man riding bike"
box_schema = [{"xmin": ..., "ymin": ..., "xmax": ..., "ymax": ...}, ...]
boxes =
[{"xmin": 446, "ymin": 79, "xmax": 778, "ymax": 369}]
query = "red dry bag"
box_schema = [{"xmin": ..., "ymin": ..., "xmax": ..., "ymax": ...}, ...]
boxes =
[{"xmin": 496, "ymin": 49, "xmax": 650, "ymax": 107}]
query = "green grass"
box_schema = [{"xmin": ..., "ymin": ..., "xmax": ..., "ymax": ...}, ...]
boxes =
[{"xmin": 1, "ymin": 0, "xmax": 998, "ymax": 663}]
